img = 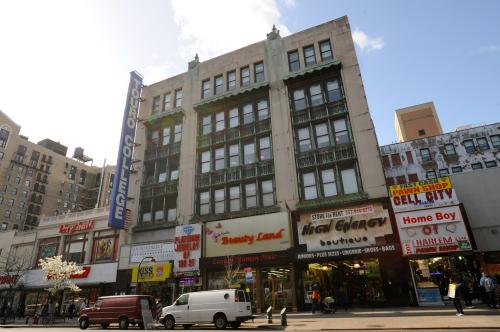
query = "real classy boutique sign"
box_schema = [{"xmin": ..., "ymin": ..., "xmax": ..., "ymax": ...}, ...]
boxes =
[
  {"xmin": 205, "ymin": 212, "xmax": 291, "ymax": 257},
  {"xmin": 298, "ymin": 203, "xmax": 394, "ymax": 252}
]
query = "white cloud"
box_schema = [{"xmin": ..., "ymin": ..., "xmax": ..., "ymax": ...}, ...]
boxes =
[
  {"xmin": 352, "ymin": 28, "xmax": 384, "ymax": 52},
  {"xmin": 171, "ymin": 0, "xmax": 290, "ymax": 61},
  {"xmin": 283, "ymin": 0, "xmax": 296, "ymax": 9}
]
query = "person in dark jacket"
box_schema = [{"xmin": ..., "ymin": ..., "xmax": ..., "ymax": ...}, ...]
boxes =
[{"xmin": 450, "ymin": 278, "xmax": 465, "ymax": 316}]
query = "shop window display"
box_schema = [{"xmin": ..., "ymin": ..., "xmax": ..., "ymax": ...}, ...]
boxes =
[
  {"xmin": 63, "ymin": 233, "xmax": 88, "ymax": 264},
  {"xmin": 36, "ymin": 237, "xmax": 60, "ymax": 263},
  {"xmin": 92, "ymin": 230, "xmax": 119, "ymax": 263}
]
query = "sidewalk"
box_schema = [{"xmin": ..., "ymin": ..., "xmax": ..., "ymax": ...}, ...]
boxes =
[{"xmin": 254, "ymin": 305, "xmax": 500, "ymax": 330}]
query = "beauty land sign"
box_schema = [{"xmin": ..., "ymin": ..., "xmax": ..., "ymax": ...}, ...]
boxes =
[{"xmin": 395, "ymin": 205, "xmax": 472, "ymax": 255}]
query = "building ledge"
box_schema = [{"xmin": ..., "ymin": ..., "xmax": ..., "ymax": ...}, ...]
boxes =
[
  {"xmin": 144, "ymin": 107, "xmax": 185, "ymax": 127},
  {"xmin": 193, "ymin": 81, "xmax": 270, "ymax": 111},
  {"xmin": 282, "ymin": 59, "xmax": 342, "ymax": 83},
  {"xmin": 191, "ymin": 205, "xmax": 282, "ymax": 223},
  {"xmin": 295, "ymin": 192, "xmax": 369, "ymax": 212},
  {"xmin": 132, "ymin": 221, "xmax": 177, "ymax": 233}
]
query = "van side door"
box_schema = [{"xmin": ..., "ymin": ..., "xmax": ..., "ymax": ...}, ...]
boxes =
[
  {"xmin": 171, "ymin": 294, "xmax": 189, "ymax": 323},
  {"xmin": 236, "ymin": 290, "xmax": 251, "ymax": 316}
]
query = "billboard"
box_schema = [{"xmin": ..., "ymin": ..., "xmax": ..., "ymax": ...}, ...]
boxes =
[
  {"xmin": 108, "ymin": 71, "xmax": 143, "ymax": 229},
  {"xmin": 389, "ymin": 177, "xmax": 452, "ymax": 197},
  {"xmin": 174, "ymin": 224, "xmax": 202, "ymax": 274}
]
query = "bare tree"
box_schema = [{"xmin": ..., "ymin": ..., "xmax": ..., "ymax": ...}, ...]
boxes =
[{"xmin": 223, "ymin": 255, "xmax": 241, "ymax": 288}]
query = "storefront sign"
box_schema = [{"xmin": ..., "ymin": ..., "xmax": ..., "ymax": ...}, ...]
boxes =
[
  {"xmin": 389, "ymin": 177, "xmax": 452, "ymax": 197},
  {"xmin": 296, "ymin": 244, "xmax": 397, "ymax": 261},
  {"xmin": 174, "ymin": 224, "xmax": 201, "ymax": 273},
  {"xmin": 59, "ymin": 219, "xmax": 94, "ymax": 234},
  {"xmin": 298, "ymin": 203, "xmax": 394, "ymax": 252},
  {"xmin": 396, "ymin": 206, "xmax": 472, "ymax": 255},
  {"xmin": 131, "ymin": 263, "xmax": 172, "ymax": 282},
  {"xmin": 391, "ymin": 188, "xmax": 459, "ymax": 213},
  {"xmin": 130, "ymin": 242, "xmax": 175, "ymax": 263},
  {"xmin": 108, "ymin": 71, "xmax": 143, "ymax": 229},
  {"xmin": 205, "ymin": 212, "xmax": 290, "ymax": 257},
  {"xmin": 69, "ymin": 266, "xmax": 91, "ymax": 279},
  {"xmin": 202, "ymin": 250, "xmax": 292, "ymax": 269},
  {"xmin": 0, "ymin": 275, "xmax": 18, "ymax": 284}
]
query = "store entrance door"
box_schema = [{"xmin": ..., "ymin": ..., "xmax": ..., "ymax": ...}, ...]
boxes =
[{"xmin": 261, "ymin": 267, "xmax": 292, "ymax": 312}]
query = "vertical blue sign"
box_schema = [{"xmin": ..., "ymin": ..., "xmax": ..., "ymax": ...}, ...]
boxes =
[{"xmin": 108, "ymin": 71, "xmax": 143, "ymax": 229}]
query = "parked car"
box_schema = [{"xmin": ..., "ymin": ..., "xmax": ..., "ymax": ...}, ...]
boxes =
[
  {"xmin": 160, "ymin": 289, "xmax": 253, "ymax": 329},
  {"xmin": 78, "ymin": 295, "xmax": 155, "ymax": 330}
]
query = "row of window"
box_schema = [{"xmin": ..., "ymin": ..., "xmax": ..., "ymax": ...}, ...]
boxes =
[
  {"xmin": 288, "ymin": 40, "xmax": 333, "ymax": 72},
  {"xmin": 142, "ymin": 207, "xmax": 177, "ymax": 223},
  {"xmin": 292, "ymin": 79, "xmax": 342, "ymax": 111},
  {"xmin": 151, "ymin": 89, "xmax": 183, "ymax": 114},
  {"xmin": 2, "ymin": 209, "xmax": 23, "ymax": 220},
  {"xmin": 198, "ymin": 179, "xmax": 274, "ymax": 215},
  {"xmin": 202, "ymin": 62, "xmax": 265, "ymax": 99},
  {"xmin": 296, "ymin": 117, "xmax": 350, "ymax": 152},
  {"xmin": 199, "ymin": 137, "xmax": 272, "ymax": 173},
  {"xmin": 0, "ymin": 196, "xmax": 26, "ymax": 209},
  {"xmin": 300, "ymin": 165, "xmax": 359, "ymax": 200},
  {"xmin": 149, "ymin": 123, "xmax": 183, "ymax": 147},
  {"xmin": 200, "ymin": 100, "xmax": 269, "ymax": 135}
]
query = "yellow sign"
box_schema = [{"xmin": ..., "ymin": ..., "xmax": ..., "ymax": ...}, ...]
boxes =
[
  {"xmin": 131, "ymin": 263, "xmax": 172, "ymax": 282},
  {"xmin": 389, "ymin": 176, "xmax": 452, "ymax": 197}
]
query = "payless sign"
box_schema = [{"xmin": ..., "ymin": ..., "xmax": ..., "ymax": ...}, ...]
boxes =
[
  {"xmin": 174, "ymin": 224, "xmax": 201, "ymax": 273},
  {"xmin": 108, "ymin": 71, "xmax": 143, "ymax": 229}
]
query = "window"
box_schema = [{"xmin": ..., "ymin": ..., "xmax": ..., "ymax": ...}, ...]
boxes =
[
  {"xmin": 463, "ymin": 140, "xmax": 475, "ymax": 153},
  {"xmin": 63, "ymin": 234, "xmax": 88, "ymax": 264},
  {"xmin": 444, "ymin": 144, "xmax": 456, "ymax": 156},
  {"xmin": 341, "ymin": 167, "xmax": 358, "ymax": 194},
  {"xmin": 439, "ymin": 169, "xmax": 450, "ymax": 177},
  {"xmin": 201, "ymin": 151, "xmax": 211, "ymax": 173},
  {"xmin": 321, "ymin": 169, "xmax": 337, "ymax": 197},
  {"xmin": 229, "ymin": 144, "xmax": 240, "ymax": 167},
  {"xmin": 259, "ymin": 137, "xmax": 271, "ymax": 160},
  {"xmin": 4, "ymin": 210, "xmax": 11, "ymax": 218},
  {"xmin": 309, "ymin": 84, "xmax": 324, "ymax": 107},
  {"xmin": 319, "ymin": 40, "xmax": 333, "ymax": 61},
  {"xmin": 202, "ymin": 79, "xmax": 211, "ymax": 99},
  {"xmin": 391, "ymin": 154, "xmax": 402, "ymax": 166},
  {"xmin": 408, "ymin": 173, "xmax": 419, "ymax": 182},
  {"xmin": 315, "ymin": 123, "xmax": 330, "ymax": 148},
  {"xmin": 326, "ymin": 79, "xmax": 341, "ymax": 102},
  {"xmin": 202, "ymin": 115, "xmax": 212, "ymax": 135},
  {"xmin": 162, "ymin": 127, "xmax": 171, "ymax": 145},
  {"xmin": 167, "ymin": 208, "xmax": 177, "ymax": 221},
  {"xmin": 303, "ymin": 172, "xmax": 317, "ymax": 200},
  {"xmin": 214, "ymin": 75, "xmax": 223, "ymax": 95},
  {"xmin": 174, "ymin": 124, "xmax": 182, "ymax": 142},
  {"xmin": 477, "ymin": 137, "xmax": 489, "ymax": 151},
  {"xmin": 293, "ymin": 89, "xmax": 307, "ymax": 111},
  {"xmin": 396, "ymin": 176, "xmax": 406, "ymax": 184},
  {"xmin": 288, "ymin": 50, "xmax": 300, "ymax": 71},
  {"xmin": 452, "ymin": 166, "xmax": 463, "ymax": 173},
  {"xmin": 177, "ymin": 294, "xmax": 189, "ymax": 306},
  {"xmin": 245, "ymin": 183, "xmax": 257, "ymax": 208},
  {"xmin": 0, "ymin": 128, "xmax": 9, "ymax": 148},
  {"xmin": 0, "ymin": 152, "xmax": 3, "ymax": 160},
  {"xmin": 227, "ymin": 70, "xmax": 236, "ymax": 91},
  {"xmin": 37, "ymin": 237, "xmax": 59, "ymax": 262},
  {"xmin": 19, "ymin": 201, "xmax": 25, "ymax": 209},
  {"xmin": 254, "ymin": 62, "xmax": 264, "ymax": 82},
  {"xmin": 92, "ymin": 230, "xmax": 118, "ymax": 262},
  {"xmin": 163, "ymin": 93, "xmax": 171, "ymax": 111},
  {"xmin": 240, "ymin": 67, "xmax": 250, "ymax": 86},
  {"xmin": 214, "ymin": 189, "xmax": 225, "ymax": 214},
  {"xmin": 298, "ymin": 127, "xmax": 312, "ymax": 152},
  {"xmin": 257, "ymin": 100, "xmax": 269, "ymax": 120},
  {"xmin": 214, "ymin": 147, "xmax": 225, "ymax": 171},
  {"xmin": 199, "ymin": 191, "xmax": 210, "ymax": 215},
  {"xmin": 490, "ymin": 135, "xmax": 500, "ymax": 148},
  {"xmin": 174, "ymin": 89, "xmax": 182, "ymax": 108},
  {"xmin": 215, "ymin": 112, "xmax": 225, "ymax": 132},
  {"xmin": 485, "ymin": 160, "xmax": 497, "ymax": 168},
  {"xmin": 244, "ymin": 143, "xmax": 255, "ymax": 164},
  {"xmin": 170, "ymin": 169, "xmax": 179, "ymax": 181},
  {"xmin": 471, "ymin": 162, "xmax": 483, "ymax": 170},
  {"xmin": 152, "ymin": 96, "xmax": 160, "ymax": 113},
  {"xmin": 11, "ymin": 188, "xmax": 17, "ymax": 195},
  {"xmin": 382, "ymin": 155, "xmax": 391, "ymax": 168},
  {"xmin": 333, "ymin": 118, "xmax": 349, "ymax": 144},
  {"xmin": 426, "ymin": 170, "xmax": 437, "ymax": 179},
  {"xmin": 0, "ymin": 196, "xmax": 3, "ymax": 204},
  {"xmin": 420, "ymin": 148, "xmax": 431, "ymax": 162},
  {"xmin": 229, "ymin": 108, "xmax": 239, "ymax": 128},
  {"xmin": 261, "ymin": 180, "xmax": 274, "ymax": 206},
  {"xmin": 150, "ymin": 130, "xmax": 159, "ymax": 146},
  {"xmin": 229, "ymin": 186, "xmax": 240, "ymax": 212},
  {"xmin": 303, "ymin": 45, "xmax": 316, "ymax": 66},
  {"xmin": 243, "ymin": 104, "xmax": 254, "ymax": 124},
  {"xmin": 1, "ymin": 223, "xmax": 7, "ymax": 231},
  {"xmin": 7, "ymin": 199, "xmax": 14, "ymax": 206},
  {"xmin": 418, "ymin": 129, "xmax": 426, "ymax": 136}
]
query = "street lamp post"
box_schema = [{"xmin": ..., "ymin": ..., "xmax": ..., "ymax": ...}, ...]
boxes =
[{"xmin": 137, "ymin": 256, "xmax": 155, "ymax": 295}]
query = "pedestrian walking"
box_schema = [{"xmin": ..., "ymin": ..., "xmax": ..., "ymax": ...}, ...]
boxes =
[
  {"xmin": 311, "ymin": 288, "xmax": 320, "ymax": 314},
  {"xmin": 480, "ymin": 272, "xmax": 497, "ymax": 308},
  {"xmin": 448, "ymin": 278, "xmax": 465, "ymax": 316},
  {"xmin": 68, "ymin": 301, "xmax": 76, "ymax": 319}
]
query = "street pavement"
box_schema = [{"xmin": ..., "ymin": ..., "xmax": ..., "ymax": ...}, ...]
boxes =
[{"xmin": 0, "ymin": 305, "xmax": 499, "ymax": 331}]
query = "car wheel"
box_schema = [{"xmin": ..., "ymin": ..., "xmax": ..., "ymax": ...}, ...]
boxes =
[
  {"xmin": 79, "ymin": 317, "xmax": 89, "ymax": 330},
  {"xmin": 230, "ymin": 322, "xmax": 241, "ymax": 329},
  {"xmin": 101, "ymin": 323, "xmax": 110, "ymax": 329},
  {"xmin": 119, "ymin": 317, "xmax": 129, "ymax": 330},
  {"xmin": 183, "ymin": 324, "xmax": 192, "ymax": 329},
  {"xmin": 163, "ymin": 315, "xmax": 175, "ymax": 330},
  {"xmin": 214, "ymin": 313, "xmax": 227, "ymax": 329}
]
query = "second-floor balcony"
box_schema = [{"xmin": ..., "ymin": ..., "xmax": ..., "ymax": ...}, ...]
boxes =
[
  {"xmin": 145, "ymin": 141, "xmax": 181, "ymax": 161},
  {"xmin": 140, "ymin": 180, "xmax": 179, "ymax": 199},
  {"xmin": 296, "ymin": 143, "xmax": 356, "ymax": 169},
  {"xmin": 196, "ymin": 160, "xmax": 274, "ymax": 188}
]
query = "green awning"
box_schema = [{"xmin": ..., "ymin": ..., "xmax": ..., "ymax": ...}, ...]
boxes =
[
  {"xmin": 282, "ymin": 59, "xmax": 342, "ymax": 82},
  {"xmin": 194, "ymin": 81, "xmax": 269, "ymax": 110}
]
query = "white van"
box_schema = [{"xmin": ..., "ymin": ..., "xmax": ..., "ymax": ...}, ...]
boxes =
[{"xmin": 160, "ymin": 289, "xmax": 252, "ymax": 329}]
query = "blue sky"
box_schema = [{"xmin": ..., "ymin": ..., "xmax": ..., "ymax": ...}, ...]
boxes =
[{"xmin": 0, "ymin": 0, "xmax": 498, "ymax": 165}]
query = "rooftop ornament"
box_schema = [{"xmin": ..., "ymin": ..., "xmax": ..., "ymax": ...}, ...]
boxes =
[{"xmin": 267, "ymin": 24, "xmax": 280, "ymax": 40}]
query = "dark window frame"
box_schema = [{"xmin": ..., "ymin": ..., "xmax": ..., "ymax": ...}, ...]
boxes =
[
  {"xmin": 288, "ymin": 50, "xmax": 300, "ymax": 71},
  {"xmin": 319, "ymin": 40, "xmax": 333, "ymax": 61}
]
